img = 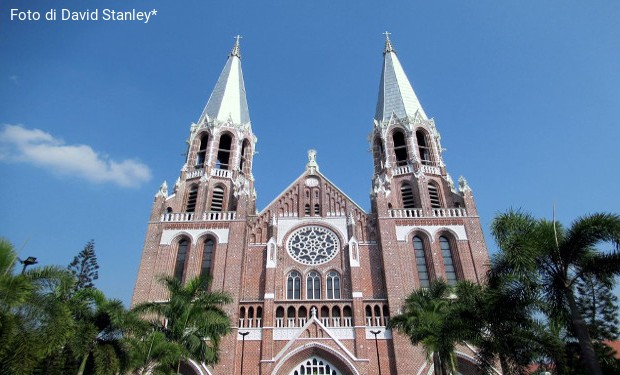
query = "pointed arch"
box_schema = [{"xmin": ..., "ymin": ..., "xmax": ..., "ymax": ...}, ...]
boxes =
[
  {"xmin": 326, "ymin": 270, "xmax": 341, "ymax": 299},
  {"xmin": 372, "ymin": 135, "xmax": 385, "ymax": 172},
  {"xmin": 306, "ymin": 271, "xmax": 321, "ymax": 299}
]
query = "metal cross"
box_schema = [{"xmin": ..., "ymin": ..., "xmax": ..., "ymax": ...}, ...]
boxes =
[
  {"xmin": 234, "ymin": 35, "xmax": 243, "ymax": 44},
  {"xmin": 383, "ymin": 31, "xmax": 391, "ymax": 39}
]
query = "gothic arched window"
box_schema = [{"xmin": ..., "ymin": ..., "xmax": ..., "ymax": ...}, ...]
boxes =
[
  {"xmin": 216, "ymin": 133, "xmax": 232, "ymax": 170},
  {"xmin": 287, "ymin": 271, "xmax": 301, "ymax": 300},
  {"xmin": 401, "ymin": 183, "xmax": 415, "ymax": 209},
  {"xmin": 413, "ymin": 236, "xmax": 430, "ymax": 288},
  {"xmin": 306, "ymin": 271, "xmax": 321, "ymax": 299},
  {"xmin": 392, "ymin": 130, "xmax": 408, "ymax": 166},
  {"xmin": 174, "ymin": 238, "xmax": 189, "ymax": 281},
  {"xmin": 326, "ymin": 271, "xmax": 341, "ymax": 299},
  {"xmin": 196, "ymin": 133, "xmax": 209, "ymax": 167},
  {"xmin": 210, "ymin": 186, "xmax": 225, "ymax": 212},
  {"xmin": 201, "ymin": 238, "xmax": 214, "ymax": 277},
  {"xmin": 373, "ymin": 136, "xmax": 385, "ymax": 171},
  {"xmin": 440, "ymin": 236, "xmax": 458, "ymax": 285},
  {"xmin": 186, "ymin": 185, "xmax": 198, "ymax": 213},
  {"xmin": 416, "ymin": 130, "xmax": 432, "ymax": 165},
  {"xmin": 428, "ymin": 182, "xmax": 441, "ymax": 208}
]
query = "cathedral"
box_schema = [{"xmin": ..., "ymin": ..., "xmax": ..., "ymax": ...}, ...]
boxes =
[{"xmin": 132, "ymin": 35, "xmax": 490, "ymax": 375}]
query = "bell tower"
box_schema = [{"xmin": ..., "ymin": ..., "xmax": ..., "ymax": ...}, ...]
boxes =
[{"xmin": 180, "ymin": 35, "xmax": 257, "ymax": 219}]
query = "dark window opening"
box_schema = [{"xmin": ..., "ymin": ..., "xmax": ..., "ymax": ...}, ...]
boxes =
[
  {"xmin": 417, "ymin": 131, "xmax": 432, "ymax": 166},
  {"xmin": 216, "ymin": 134, "xmax": 232, "ymax": 170},
  {"xmin": 314, "ymin": 204, "xmax": 320, "ymax": 216},
  {"xmin": 393, "ymin": 131, "xmax": 408, "ymax": 166},
  {"xmin": 287, "ymin": 271, "xmax": 301, "ymax": 300},
  {"xmin": 307, "ymin": 271, "xmax": 321, "ymax": 299},
  {"xmin": 201, "ymin": 239, "xmax": 214, "ymax": 277},
  {"xmin": 196, "ymin": 134, "xmax": 209, "ymax": 167},
  {"xmin": 373, "ymin": 137, "xmax": 385, "ymax": 171},
  {"xmin": 305, "ymin": 204, "xmax": 310, "ymax": 216},
  {"xmin": 239, "ymin": 140, "xmax": 251, "ymax": 174},
  {"xmin": 174, "ymin": 239, "xmax": 188, "ymax": 281}
]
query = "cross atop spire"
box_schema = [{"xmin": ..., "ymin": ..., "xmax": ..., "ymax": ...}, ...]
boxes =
[
  {"xmin": 383, "ymin": 31, "xmax": 395, "ymax": 54},
  {"xmin": 230, "ymin": 35, "xmax": 242, "ymax": 58}
]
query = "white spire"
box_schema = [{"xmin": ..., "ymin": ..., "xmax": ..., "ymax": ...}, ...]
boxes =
[
  {"xmin": 199, "ymin": 36, "xmax": 251, "ymax": 127},
  {"xmin": 375, "ymin": 33, "xmax": 427, "ymax": 123}
]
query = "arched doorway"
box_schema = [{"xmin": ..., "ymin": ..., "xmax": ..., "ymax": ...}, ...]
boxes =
[{"xmin": 289, "ymin": 356, "xmax": 341, "ymax": 375}]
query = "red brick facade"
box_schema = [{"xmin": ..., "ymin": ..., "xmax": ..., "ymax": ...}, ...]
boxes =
[{"xmin": 131, "ymin": 38, "xmax": 491, "ymax": 375}]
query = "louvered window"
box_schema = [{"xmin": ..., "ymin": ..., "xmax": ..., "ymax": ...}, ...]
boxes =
[
  {"xmin": 428, "ymin": 184, "xmax": 441, "ymax": 208},
  {"xmin": 413, "ymin": 236, "xmax": 430, "ymax": 288},
  {"xmin": 401, "ymin": 183, "xmax": 415, "ymax": 208},
  {"xmin": 186, "ymin": 186, "xmax": 198, "ymax": 212},
  {"xmin": 314, "ymin": 204, "xmax": 320, "ymax": 216},
  {"xmin": 210, "ymin": 187, "xmax": 224, "ymax": 212}
]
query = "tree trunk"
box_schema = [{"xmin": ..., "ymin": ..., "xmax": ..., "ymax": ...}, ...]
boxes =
[
  {"xmin": 76, "ymin": 354, "xmax": 88, "ymax": 375},
  {"xmin": 433, "ymin": 352, "xmax": 442, "ymax": 375},
  {"xmin": 498, "ymin": 354, "xmax": 509, "ymax": 375},
  {"xmin": 566, "ymin": 288, "xmax": 603, "ymax": 375}
]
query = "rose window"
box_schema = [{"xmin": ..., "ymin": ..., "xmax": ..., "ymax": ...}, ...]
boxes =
[{"xmin": 286, "ymin": 226, "xmax": 340, "ymax": 265}]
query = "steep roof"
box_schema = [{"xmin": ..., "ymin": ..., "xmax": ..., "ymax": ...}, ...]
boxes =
[
  {"xmin": 374, "ymin": 33, "xmax": 427, "ymax": 123},
  {"xmin": 199, "ymin": 36, "xmax": 251, "ymax": 127}
]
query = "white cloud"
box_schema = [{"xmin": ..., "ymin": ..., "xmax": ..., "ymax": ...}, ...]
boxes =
[{"xmin": 0, "ymin": 124, "xmax": 152, "ymax": 188}]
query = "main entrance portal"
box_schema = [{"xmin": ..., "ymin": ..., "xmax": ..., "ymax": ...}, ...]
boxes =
[{"xmin": 289, "ymin": 356, "xmax": 342, "ymax": 375}]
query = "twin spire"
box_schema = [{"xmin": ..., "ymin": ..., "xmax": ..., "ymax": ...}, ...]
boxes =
[{"xmin": 199, "ymin": 33, "xmax": 426, "ymax": 129}]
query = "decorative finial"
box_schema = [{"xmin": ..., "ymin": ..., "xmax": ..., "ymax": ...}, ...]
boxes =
[
  {"xmin": 306, "ymin": 149, "xmax": 319, "ymax": 172},
  {"xmin": 383, "ymin": 31, "xmax": 395, "ymax": 54},
  {"xmin": 230, "ymin": 35, "xmax": 242, "ymax": 58},
  {"xmin": 458, "ymin": 176, "xmax": 471, "ymax": 193}
]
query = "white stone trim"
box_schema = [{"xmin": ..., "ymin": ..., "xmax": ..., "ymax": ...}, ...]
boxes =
[
  {"xmin": 352, "ymin": 292, "xmax": 363, "ymax": 298},
  {"xmin": 236, "ymin": 328, "xmax": 262, "ymax": 341},
  {"xmin": 160, "ymin": 229, "xmax": 229, "ymax": 245},
  {"xmin": 264, "ymin": 293, "xmax": 275, "ymax": 299},
  {"xmin": 395, "ymin": 225, "xmax": 467, "ymax": 242},
  {"xmin": 365, "ymin": 328, "xmax": 392, "ymax": 339}
]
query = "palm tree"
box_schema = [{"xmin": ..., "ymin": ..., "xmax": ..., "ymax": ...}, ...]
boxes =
[
  {"xmin": 133, "ymin": 275, "xmax": 232, "ymax": 372},
  {"xmin": 389, "ymin": 280, "xmax": 460, "ymax": 375},
  {"xmin": 491, "ymin": 210, "xmax": 620, "ymax": 375}
]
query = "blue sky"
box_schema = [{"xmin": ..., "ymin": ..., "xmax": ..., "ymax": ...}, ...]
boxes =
[{"xmin": 1, "ymin": 1, "xmax": 619, "ymax": 305}]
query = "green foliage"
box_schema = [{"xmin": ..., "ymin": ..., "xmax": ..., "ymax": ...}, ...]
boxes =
[
  {"xmin": 576, "ymin": 274, "xmax": 619, "ymax": 341},
  {"xmin": 133, "ymin": 274, "xmax": 232, "ymax": 370},
  {"xmin": 68, "ymin": 240, "xmax": 99, "ymax": 291}
]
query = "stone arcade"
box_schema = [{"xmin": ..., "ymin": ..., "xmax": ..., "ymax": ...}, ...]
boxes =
[{"xmin": 132, "ymin": 35, "xmax": 491, "ymax": 375}]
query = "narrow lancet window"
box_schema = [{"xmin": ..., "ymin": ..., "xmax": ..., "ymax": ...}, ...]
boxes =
[
  {"xmin": 201, "ymin": 239, "xmax": 214, "ymax": 277},
  {"xmin": 186, "ymin": 185, "xmax": 198, "ymax": 213},
  {"xmin": 327, "ymin": 271, "xmax": 341, "ymax": 299},
  {"xmin": 413, "ymin": 236, "xmax": 430, "ymax": 288},
  {"xmin": 239, "ymin": 140, "xmax": 251, "ymax": 174},
  {"xmin": 174, "ymin": 239, "xmax": 189, "ymax": 281},
  {"xmin": 428, "ymin": 183, "xmax": 441, "ymax": 208},
  {"xmin": 440, "ymin": 236, "xmax": 457, "ymax": 285}
]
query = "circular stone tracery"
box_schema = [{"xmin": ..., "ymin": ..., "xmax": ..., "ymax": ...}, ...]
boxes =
[{"xmin": 286, "ymin": 226, "xmax": 340, "ymax": 265}]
